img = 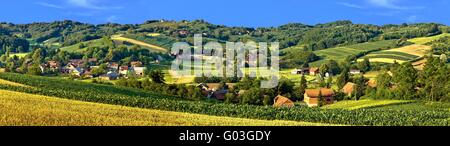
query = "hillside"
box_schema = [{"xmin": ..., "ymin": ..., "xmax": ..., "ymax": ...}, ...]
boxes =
[
  {"xmin": 358, "ymin": 44, "xmax": 431, "ymax": 64},
  {"xmin": 111, "ymin": 35, "xmax": 168, "ymax": 52},
  {"xmin": 0, "ymin": 89, "xmax": 330, "ymax": 126}
]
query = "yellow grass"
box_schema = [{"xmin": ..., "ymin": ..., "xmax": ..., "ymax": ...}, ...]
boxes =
[
  {"xmin": 111, "ymin": 35, "xmax": 167, "ymax": 52},
  {"xmin": 358, "ymin": 58, "xmax": 406, "ymax": 64},
  {"xmin": 385, "ymin": 44, "xmax": 431, "ymax": 56},
  {"xmin": 0, "ymin": 89, "xmax": 334, "ymax": 126},
  {"xmin": 0, "ymin": 79, "xmax": 31, "ymax": 88},
  {"xmin": 147, "ymin": 33, "xmax": 161, "ymax": 37},
  {"xmin": 323, "ymin": 99, "xmax": 412, "ymax": 110}
]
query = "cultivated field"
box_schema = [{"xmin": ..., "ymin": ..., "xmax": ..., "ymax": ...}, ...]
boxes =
[
  {"xmin": 111, "ymin": 35, "xmax": 168, "ymax": 52},
  {"xmin": 323, "ymin": 99, "xmax": 413, "ymax": 110},
  {"xmin": 358, "ymin": 44, "xmax": 431, "ymax": 64},
  {"xmin": 309, "ymin": 40, "xmax": 397, "ymax": 66},
  {"xmin": 409, "ymin": 33, "xmax": 450, "ymax": 45},
  {"xmin": 0, "ymin": 89, "xmax": 332, "ymax": 126}
]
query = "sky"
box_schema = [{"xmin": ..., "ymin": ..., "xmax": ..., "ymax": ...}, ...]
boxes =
[{"xmin": 0, "ymin": 0, "xmax": 449, "ymax": 27}]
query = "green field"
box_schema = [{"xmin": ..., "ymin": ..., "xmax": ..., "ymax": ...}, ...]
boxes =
[
  {"xmin": 323, "ymin": 99, "xmax": 414, "ymax": 110},
  {"xmin": 409, "ymin": 33, "xmax": 450, "ymax": 45},
  {"xmin": 0, "ymin": 72, "xmax": 449, "ymax": 126},
  {"xmin": 357, "ymin": 44, "xmax": 431, "ymax": 64},
  {"xmin": 309, "ymin": 40, "xmax": 397, "ymax": 66},
  {"xmin": 1, "ymin": 89, "xmax": 335, "ymax": 126},
  {"xmin": 60, "ymin": 39, "xmax": 103, "ymax": 52}
]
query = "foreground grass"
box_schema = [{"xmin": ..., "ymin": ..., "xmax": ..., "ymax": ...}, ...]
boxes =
[
  {"xmin": 0, "ymin": 89, "xmax": 332, "ymax": 126},
  {"xmin": 323, "ymin": 99, "xmax": 413, "ymax": 110}
]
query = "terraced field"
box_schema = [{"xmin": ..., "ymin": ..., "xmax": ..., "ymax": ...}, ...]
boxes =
[
  {"xmin": 358, "ymin": 44, "xmax": 431, "ymax": 64},
  {"xmin": 309, "ymin": 40, "xmax": 397, "ymax": 66},
  {"xmin": 0, "ymin": 89, "xmax": 330, "ymax": 126}
]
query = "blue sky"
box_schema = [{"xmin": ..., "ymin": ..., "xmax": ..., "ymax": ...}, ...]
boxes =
[{"xmin": 0, "ymin": 0, "xmax": 449, "ymax": 27}]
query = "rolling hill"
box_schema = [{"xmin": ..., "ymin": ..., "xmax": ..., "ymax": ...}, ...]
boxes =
[{"xmin": 358, "ymin": 44, "xmax": 431, "ymax": 64}]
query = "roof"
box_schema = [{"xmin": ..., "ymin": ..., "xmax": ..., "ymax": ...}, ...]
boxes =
[
  {"xmin": 273, "ymin": 95, "xmax": 294, "ymax": 108},
  {"xmin": 309, "ymin": 67, "xmax": 319, "ymax": 72},
  {"xmin": 342, "ymin": 82, "xmax": 356, "ymax": 94},
  {"xmin": 367, "ymin": 79, "xmax": 377, "ymax": 88},
  {"xmin": 305, "ymin": 88, "xmax": 335, "ymax": 98}
]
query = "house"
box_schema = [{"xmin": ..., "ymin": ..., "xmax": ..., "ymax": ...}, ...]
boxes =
[
  {"xmin": 130, "ymin": 61, "xmax": 143, "ymax": 67},
  {"xmin": 350, "ymin": 69, "xmax": 362, "ymax": 75},
  {"xmin": 119, "ymin": 66, "xmax": 129, "ymax": 75},
  {"xmin": 304, "ymin": 88, "xmax": 335, "ymax": 107},
  {"xmin": 213, "ymin": 89, "xmax": 228, "ymax": 100},
  {"xmin": 291, "ymin": 68, "xmax": 309, "ymax": 75},
  {"xmin": 88, "ymin": 58, "xmax": 97, "ymax": 63},
  {"xmin": 131, "ymin": 67, "xmax": 146, "ymax": 76},
  {"xmin": 273, "ymin": 95, "xmax": 295, "ymax": 108},
  {"xmin": 70, "ymin": 67, "xmax": 83, "ymax": 77},
  {"xmin": 99, "ymin": 72, "xmax": 118, "ymax": 80},
  {"xmin": 107, "ymin": 62, "xmax": 119, "ymax": 71},
  {"xmin": 341, "ymin": 82, "xmax": 356, "ymax": 96},
  {"xmin": 367, "ymin": 79, "xmax": 377, "ymax": 88},
  {"xmin": 178, "ymin": 30, "xmax": 189, "ymax": 35},
  {"xmin": 48, "ymin": 61, "xmax": 60, "ymax": 71},
  {"xmin": 309, "ymin": 67, "xmax": 319, "ymax": 76}
]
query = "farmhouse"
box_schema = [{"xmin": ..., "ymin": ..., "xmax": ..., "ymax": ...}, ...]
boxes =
[
  {"xmin": 291, "ymin": 68, "xmax": 309, "ymax": 75},
  {"xmin": 309, "ymin": 67, "xmax": 319, "ymax": 76},
  {"xmin": 367, "ymin": 79, "xmax": 377, "ymax": 88},
  {"xmin": 304, "ymin": 88, "xmax": 335, "ymax": 107},
  {"xmin": 350, "ymin": 69, "xmax": 362, "ymax": 75},
  {"xmin": 273, "ymin": 95, "xmax": 294, "ymax": 108},
  {"xmin": 131, "ymin": 61, "xmax": 143, "ymax": 67},
  {"xmin": 341, "ymin": 82, "xmax": 356, "ymax": 96},
  {"xmin": 131, "ymin": 67, "xmax": 146, "ymax": 76}
]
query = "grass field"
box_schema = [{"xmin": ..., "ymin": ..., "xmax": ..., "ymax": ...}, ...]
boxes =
[
  {"xmin": 111, "ymin": 35, "xmax": 168, "ymax": 52},
  {"xmin": 357, "ymin": 44, "xmax": 431, "ymax": 64},
  {"xmin": 371, "ymin": 101, "xmax": 450, "ymax": 111},
  {"xmin": 409, "ymin": 33, "xmax": 450, "ymax": 45},
  {"xmin": 0, "ymin": 89, "xmax": 332, "ymax": 126},
  {"xmin": 323, "ymin": 99, "xmax": 414, "ymax": 110},
  {"xmin": 309, "ymin": 40, "xmax": 397, "ymax": 66},
  {"xmin": 60, "ymin": 39, "xmax": 102, "ymax": 52}
]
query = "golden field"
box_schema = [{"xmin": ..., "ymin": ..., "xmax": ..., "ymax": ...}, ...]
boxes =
[
  {"xmin": 0, "ymin": 89, "xmax": 334, "ymax": 126},
  {"xmin": 111, "ymin": 35, "xmax": 167, "ymax": 52}
]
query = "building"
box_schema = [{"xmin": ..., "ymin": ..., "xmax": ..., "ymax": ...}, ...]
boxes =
[
  {"xmin": 119, "ymin": 66, "xmax": 129, "ymax": 75},
  {"xmin": 48, "ymin": 61, "xmax": 60, "ymax": 71},
  {"xmin": 367, "ymin": 79, "xmax": 377, "ymax": 88},
  {"xmin": 341, "ymin": 82, "xmax": 356, "ymax": 96},
  {"xmin": 70, "ymin": 68, "xmax": 83, "ymax": 77},
  {"xmin": 131, "ymin": 67, "xmax": 146, "ymax": 76},
  {"xmin": 350, "ymin": 69, "xmax": 362, "ymax": 75},
  {"xmin": 291, "ymin": 68, "xmax": 309, "ymax": 75},
  {"xmin": 273, "ymin": 95, "xmax": 294, "ymax": 108},
  {"xmin": 304, "ymin": 88, "xmax": 335, "ymax": 107},
  {"xmin": 309, "ymin": 67, "xmax": 319, "ymax": 76},
  {"xmin": 131, "ymin": 61, "xmax": 143, "ymax": 67}
]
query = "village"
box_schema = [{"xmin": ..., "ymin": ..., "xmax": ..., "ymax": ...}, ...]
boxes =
[{"xmin": 42, "ymin": 59, "xmax": 148, "ymax": 80}]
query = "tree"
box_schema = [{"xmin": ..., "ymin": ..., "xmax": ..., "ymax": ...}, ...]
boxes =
[
  {"xmin": 293, "ymin": 75, "xmax": 308, "ymax": 101},
  {"xmin": 105, "ymin": 48, "xmax": 115, "ymax": 62},
  {"xmin": 358, "ymin": 58, "xmax": 371, "ymax": 72},
  {"xmin": 326, "ymin": 76, "xmax": 332, "ymax": 88},
  {"xmin": 336, "ymin": 68, "xmax": 349, "ymax": 89},
  {"xmin": 27, "ymin": 64, "xmax": 42, "ymax": 75},
  {"xmin": 149, "ymin": 69, "xmax": 166, "ymax": 84},
  {"xmin": 353, "ymin": 74, "xmax": 365, "ymax": 100},
  {"xmin": 392, "ymin": 63, "xmax": 417, "ymax": 100}
]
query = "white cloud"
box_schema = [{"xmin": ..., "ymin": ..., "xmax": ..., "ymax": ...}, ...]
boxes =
[
  {"xmin": 106, "ymin": 15, "xmax": 118, "ymax": 22},
  {"xmin": 367, "ymin": 0, "xmax": 424, "ymax": 10},
  {"xmin": 66, "ymin": 0, "xmax": 123, "ymax": 10},
  {"xmin": 405, "ymin": 15, "xmax": 418, "ymax": 23},
  {"xmin": 36, "ymin": 2, "xmax": 64, "ymax": 9},
  {"xmin": 337, "ymin": 2, "xmax": 365, "ymax": 9}
]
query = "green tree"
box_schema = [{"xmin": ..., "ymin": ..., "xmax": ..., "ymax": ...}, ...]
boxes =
[
  {"xmin": 392, "ymin": 63, "xmax": 417, "ymax": 100},
  {"xmin": 358, "ymin": 58, "xmax": 371, "ymax": 72},
  {"xmin": 149, "ymin": 69, "xmax": 166, "ymax": 84}
]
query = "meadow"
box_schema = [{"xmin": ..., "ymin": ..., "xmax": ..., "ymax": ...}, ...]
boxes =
[
  {"xmin": 357, "ymin": 44, "xmax": 431, "ymax": 64},
  {"xmin": 0, "ymin": 72, "xmax": 448, "ymax": 126}
]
